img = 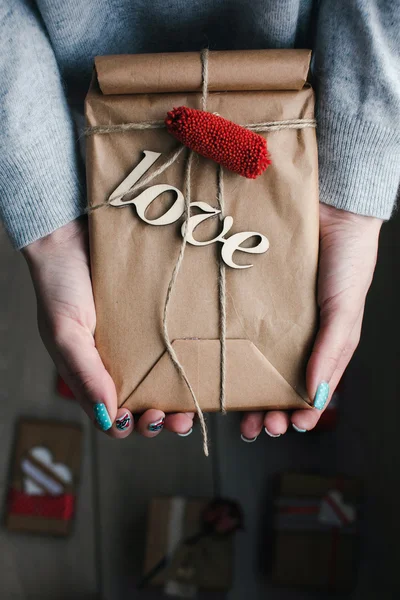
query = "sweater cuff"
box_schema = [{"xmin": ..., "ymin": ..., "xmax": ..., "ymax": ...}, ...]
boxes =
[
  {"xmin": 317, "ymin": 109, "xmax": 400, "ymax": 220},
  {"xmin": 0, "ymin": 138, "xmax": 85, "ymax": 250}
]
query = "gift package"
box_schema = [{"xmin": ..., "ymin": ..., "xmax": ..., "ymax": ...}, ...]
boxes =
[
  {"xmin": 272, "ymin": 473, "xmax": 362, "ymax": 591},
  {"xmin": 5, "ymin": 419, "xmax": 82, "ymax": 536},
  {"xmin": 85, "ymin": 49, "xmax": 319, "ymax": 443},
  {"xmin": 142, "ymin": 497, "xmax": 240, "ymax": 595}
]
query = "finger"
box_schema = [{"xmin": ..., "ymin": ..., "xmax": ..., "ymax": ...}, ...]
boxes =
[
  {"xmin": 264, "ymin": 411, "xmax": 290, "ymax": 437},
  {"xmin": 327, "ymin": 309, "xmax": 363, "ymax": 395},
  {"xmin": 109, "ymin": 408, "xmax": 134, "ymax": 439},
  {"xmin": 48, "ymin": 320, "xmax": 120, "ymax": 434},
  {"xmin": 293, "ymin": 311, "xmax": 363, "ymax": 432},
  {"xmin": 240, "ymin": 411, "xmax": 264, "ymax": 441},
  {"xmin": 164, "ymin": 412, "xmax": 195, "ymax": 435},
  {"xmin": 135, "ymin": 409, "xmax": 166, "ymax": 438},
  {"xmin": 306, "ymin": 302, "xmax": 363, "ymax": 411}
]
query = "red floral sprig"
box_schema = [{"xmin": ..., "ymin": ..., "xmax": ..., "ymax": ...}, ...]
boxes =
[{"xmin": 165, "ymin": 106, "xmax": 271, "ymax": 179}]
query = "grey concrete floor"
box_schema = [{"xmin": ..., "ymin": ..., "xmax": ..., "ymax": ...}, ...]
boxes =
[{"xmin": 1, "ymin": 214, "xmax": 399, "ymax": 600}]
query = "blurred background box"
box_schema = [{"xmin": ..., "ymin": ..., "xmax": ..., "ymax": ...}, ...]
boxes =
[
  {"xmin": 5, "ymin": 419, "xmax": 82, "ymax": 536},
  {"xmin": 272, "ymin": 472, "xmax": 362, "ymax": 592},
  {"xmin": 144, "ymin": 497, "xmax": 235, "ymax": 595}
]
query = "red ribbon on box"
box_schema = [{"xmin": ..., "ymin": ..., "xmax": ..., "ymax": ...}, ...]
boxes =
[
  {"xmin": 8, "ymin": 488, "xmax": 75, "ymax": 521},
  {"xmin": 276, "ymin": 486, "xmax": 357, "ymax": 590}
]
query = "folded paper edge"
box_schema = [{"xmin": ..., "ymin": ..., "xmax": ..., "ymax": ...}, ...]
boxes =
[
  {"xmin": 121, "ymin": 338, "xmax": 311, "ymax": 412},
  {"xmin": 94, "ymin": 49, "xmax": 312, "ymax": 96}
]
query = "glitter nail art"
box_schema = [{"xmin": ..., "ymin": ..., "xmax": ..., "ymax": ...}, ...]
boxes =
[
  {"xmin": 313, "ymin": 381, "xmax": 329, "ymax": 410},
  {"xmin": 93, "ymin": 403, "xmax": 112, "ymax": 431}
]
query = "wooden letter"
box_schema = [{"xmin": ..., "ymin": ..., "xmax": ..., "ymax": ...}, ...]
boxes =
[
  {"xmin": 182, "ymin": 202, "xmax": 234, "ymax": 246},
  {"xmin": 221, "ymin": 231, "xmax": 269, "ymax": 269},
  {"xmin": 134, "ymin": 184, "xmax": 185, "ymax": 225},
  {"xmin": 109, "ymin": 150, "xmax": 161, "ymax": 205},
  {"xmin": 108, "ymin": 150, "xmax": 270, "ymax": 268},
  {"xmin": 109, "ymin": 150, "xmax": 184, "ymax": 225}
]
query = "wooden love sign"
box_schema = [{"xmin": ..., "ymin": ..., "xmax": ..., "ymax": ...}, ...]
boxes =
[{"xmin": 109, "ymin": 151, "xmax": 270, "ymax": 269}]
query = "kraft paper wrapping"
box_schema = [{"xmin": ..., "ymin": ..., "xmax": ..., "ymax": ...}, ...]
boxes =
[
  {"xmin": 95, "ymin": 49, "xmax": 310, "ymax": 95},
  {"xmin": 85, "ymin": 50, "xmax": 319, "ymax": 414}
]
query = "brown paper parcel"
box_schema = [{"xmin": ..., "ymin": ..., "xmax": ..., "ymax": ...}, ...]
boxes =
[{"xmin": 85, "ymin": 49, "xmax": 319, "ymax": 414}]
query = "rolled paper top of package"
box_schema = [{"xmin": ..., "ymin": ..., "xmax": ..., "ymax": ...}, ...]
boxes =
[{"xmin": 94, "ymin": 49, "xmax": 311, "ymax": 95}]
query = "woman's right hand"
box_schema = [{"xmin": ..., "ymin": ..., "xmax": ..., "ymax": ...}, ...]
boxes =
[{"xmin": 22, "ymin": 218, "xmax": 194, "ymax": 439}]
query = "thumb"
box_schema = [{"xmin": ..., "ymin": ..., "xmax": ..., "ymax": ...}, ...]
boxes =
[
  {"xmin": 49, "ymin": 320, "xmax": 133, "ymax": 438},
  {"xmin": 306, "ymin": 303, "xmax": 363, "ymax": 411}
]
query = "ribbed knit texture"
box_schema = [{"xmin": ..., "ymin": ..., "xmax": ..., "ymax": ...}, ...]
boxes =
[
  {"xmin": 1, "ymin": 0, "xmax": 399, "ymax": 248},
  {"xmin": 318, "ymin": 110, "xmax": 400, "ymax": 220},
  {"xmin": 0, "ymin": 141, "xmax": 84, "ymax": 249}
]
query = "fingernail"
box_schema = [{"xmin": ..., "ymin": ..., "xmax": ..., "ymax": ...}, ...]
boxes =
[
  {"xmin": 178, "ymin": 428, "xmax": 193, "ymax": 437},
  {"xmin": 241, "ymin": 434, "xmax": 258, "ymax": 443},
  {"xmin": 116, "ymin": 412, "xmax": 131, "ymax": 431},
  {"xmin": 148, "ymin": 417, "xmax": 165, "ymax": 432},
  {"xmin": 264, "ymin": 427, "xmax": 281, "ymax": 438},
  {"xmin": 313, "ymin": 381, "xmax": 329, "ymax": 410},
  {"xmin": 292, "ymin": 424, "xmax": 307, "ymax": 433},
  {"xmin": 93, "ymin": 403, "xmax": 112, "ymax": 431}
]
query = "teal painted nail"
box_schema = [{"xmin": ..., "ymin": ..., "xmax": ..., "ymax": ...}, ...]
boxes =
[
  {"xmin": 292, "ymin": 424, "xmax": 307, "ymax": 433},
  {"xmin": 93, "ymin": 403, "xmax": 112, "ymax": 431},
  {"xmin": 313, "ymin": 381, "xmax": 329, "ymax": 410}
]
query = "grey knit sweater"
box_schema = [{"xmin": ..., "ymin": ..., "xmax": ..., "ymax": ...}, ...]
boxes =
[{"xmin": 0, "ymin": 0, "xmax": 399, "ymax": 249}]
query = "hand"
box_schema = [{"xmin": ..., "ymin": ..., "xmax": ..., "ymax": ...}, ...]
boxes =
[
  {"xmin": 22, "ymin": 218, "xmax": 194, "ymax": 438},
  {"xmin": 240, "ymin": 204, "xmax": 383, "ymax": 439}
]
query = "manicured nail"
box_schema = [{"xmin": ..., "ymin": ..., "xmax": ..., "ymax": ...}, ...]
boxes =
[
  {"xmin": 178, "ymin": 428, "xmax": 193, "ymax": 437},
  {"xmin": 93, "ymin": 403, "xmax": 112, "ymax": 431},
  {"xmin": 264, "ymin": 427, "xmax": 281, "ymax": 438},
  {"xmin": 313, "ymin": 381, "xmax": 329, "ymax": 410},
  {"xmin": 241, "ymin": 434, "xmax": 258, "ymax": 443},
  {"xmin": 148, "ymin": 417, "xmax": 165, "ymax": 432},
  {"xmin": 116, "ymin": 412, "xmax": 131, "ymax": 431},
  {"xmin": 292, "ymin": 424, "xmax": 307, "ymax": 433}
]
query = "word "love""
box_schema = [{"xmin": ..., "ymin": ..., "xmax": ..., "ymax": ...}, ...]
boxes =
[{"xmin": 109, "ymin": 151, "xmax": 269, "ymax": 269}]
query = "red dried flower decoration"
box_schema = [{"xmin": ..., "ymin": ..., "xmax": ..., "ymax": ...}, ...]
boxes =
[{"xmin": 165, "ymin": 106, "xmax": 271, "ymax": 179}]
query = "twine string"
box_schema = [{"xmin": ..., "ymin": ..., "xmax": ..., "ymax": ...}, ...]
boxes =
[
  {"xmin": 85, "ymin": 49, "xmax": 316, "ymax": 455},
  {"xmin": 216, "ymin": 164, "xmax": 227, "ymax": 415},
  {"xmin": 85, "ymin": 117, "xmax": 316, "ymax": 138},
  {"xmin": 200, "ymin": 48, "xmax": 209, "ymax": 111},
  {"xmin": 161, "ymin": 149, "xmax": 209, "ymax": 456},
  {"xmin": 85, "ymin": 120, "xmax": 316, "ymax": 212}
]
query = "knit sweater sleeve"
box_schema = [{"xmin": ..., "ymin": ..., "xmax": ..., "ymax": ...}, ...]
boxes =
[
  {"xmin": 0, "ymin": 0, "xmax": 84, "ymax": 249},
  {"xmin": 313, "ymin": 0, "xmax": 400, "ymax": 220}
]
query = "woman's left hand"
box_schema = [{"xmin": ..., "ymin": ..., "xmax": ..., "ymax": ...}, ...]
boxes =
[{"xmin": 240, "ymin": 203, "xmax": 382, "ymax": 440}]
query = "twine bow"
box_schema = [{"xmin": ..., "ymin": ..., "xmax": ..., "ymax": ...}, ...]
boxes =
[{"xmin": 85, "ymin": 49, "xmax": 316, "ymax": 456}]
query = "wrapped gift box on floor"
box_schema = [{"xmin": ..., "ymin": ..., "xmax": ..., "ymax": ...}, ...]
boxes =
[
  {"xmin": 143, "ymin": 497, "xmax": 239, "ymax": 595},
  {"xmin": 272, "ymin": 473, "xmax": 362, "ymax": 592},
  {"xmin": 5, "ymin": 418, "xmax": 82, "ymax": 536}
]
